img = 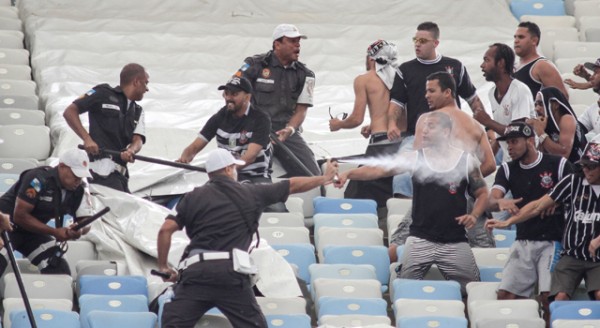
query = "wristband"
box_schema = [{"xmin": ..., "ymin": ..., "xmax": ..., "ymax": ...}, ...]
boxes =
[
  {"xmin": 286, "ymin": 125, "xmax": 296, "ymax": 136},
  {"xmin": 539, "ymin": 133, "xmax": 548, "ymax": 145}
]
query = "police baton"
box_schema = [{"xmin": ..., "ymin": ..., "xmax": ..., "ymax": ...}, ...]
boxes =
[
  {"xmin": 77, "ymin": 145, "xmax": 206, "ymax": 172},
  {"xmin": 71, "ymin": 207, "xmax": 111, "ymax": 231},
  {"xmin": 269, "ymin": 132, "xmax": 315, "ymax": 177},
  {"xmin": 1, "ymin": 231, "xmax": 37, "ymax": 328}
]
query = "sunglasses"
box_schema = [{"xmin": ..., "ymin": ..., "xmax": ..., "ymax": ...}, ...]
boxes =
[
  {"xmin": 329, "ymin": 107, "xmax": 348, "ymax": 120},
  {"xmin": 412, "ymin": 37, "xmax": 434, "ymax": 45},
  {"xmin": 581, "ymin": 163, "xmax": 600, "ymax": 170}
]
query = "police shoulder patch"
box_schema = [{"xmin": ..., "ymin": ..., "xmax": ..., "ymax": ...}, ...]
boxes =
[{"xmin": 30, "ymin": 178, "xmax": 42, "ymax": 192}]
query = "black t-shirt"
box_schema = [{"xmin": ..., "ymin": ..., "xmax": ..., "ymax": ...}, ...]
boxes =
[
  {"xmin": 170, "ymin": 175, "xmax": 290, "ymax": 252},
  {"xmin": 493, "ymin": 153, "xmax": 572, "ymax": 241},
  {"xmin": 200, "ymin": 106, "xmax": 272, "ymax": 178},
  {"xmin": 514, "ymin": 57, "xmax": 544, "ymax": 100},
  {"xmin": 72, "ymin": 84, "xmax": 145, "ymax": 166},
  {"xmin": 410, "ymin": 150, "xmax": 471, "ymax": 243},
  {"xmin": 390, "ymin": 55, "xmax": 477, "ymax": 135}
]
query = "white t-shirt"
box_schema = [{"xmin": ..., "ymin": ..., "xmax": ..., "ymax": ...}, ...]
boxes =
[
  {"xmin": 578, "ymin": 101, "xmax": 600, "ymax": 139},
  {"xmin": 489, "ymin": 79, "xmax": 535, "ymax": 162}
]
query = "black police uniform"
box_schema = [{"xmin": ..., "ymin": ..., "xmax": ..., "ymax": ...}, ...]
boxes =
[
  {"xmin": 0, "ymin": 167, "xmax": 91, "ymax": 275},
  {"xmin": 161, "ymin": 175, "xmax": 290, "ymax": 328},
  {"xmin": 238, "ymin": 51, "xmax": 320, "ymax": 177},
  {"xmin": 72, "ymin": 84, "xmax": 146, "ymax": 192}
]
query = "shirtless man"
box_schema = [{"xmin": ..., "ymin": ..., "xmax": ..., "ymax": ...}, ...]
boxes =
[
  {"xmin": 329, "ymin": 40, "xmax": 401, "ymax": 207},
  {"xmin": 513, "ymin": 21, "xmax": 568, "ymax": 99}
]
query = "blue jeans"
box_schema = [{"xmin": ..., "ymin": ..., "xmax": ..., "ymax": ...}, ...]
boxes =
[{"xmin": 392, "ymin": 136, "xmax": 415, "ymax": 197}]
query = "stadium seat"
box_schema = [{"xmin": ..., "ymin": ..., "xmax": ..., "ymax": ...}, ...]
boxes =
[
  {"xmin": 265, "ymin": 314, "xmax": 311, "ymax": 328},
  {"xmin": 479, "ymin": 266, "xmax": 503, "ymax": 282},
  {"xmin": 579, "ymin": 16, "xmax": 600, "ymax": 38},
  {"xmin": 3, "ymin": 273, "xmax": 73, "ymax": 302},
  {"xmin": 0, "ymin": 79, "xmax": 36, "ymax": 96},
  {"xmin": 386, "ymin": 214, "xmax": 404, "ymax": 239},
  {"xmin": 78, "ymin": 275, "xmax": 148, "ymax": 299},
  {"xmin": 469, "ymin": 300, "xmax": 541, "ymax": 327},
  {"xmin": 540, "ymin": 27, "xmax": 579, "ymax": 60},
  {"xmin": 259, "ymin": 212, "xmax": 305, "ymax": 227},
  {"xmin": 554, "ymin": 41, "xmax": 600, "ymax": 61},
  {"xmin": 565, "ymin": 0, "xmax": 577, "ymax": 15},
  {"xmin": 472, "ymin": 247, "xmax": 510, "ymax": 267},
  {"xmin": 314, "ymin": 213, "xmax": 378, "ymax": 246},
  {"xmin": 256, "ymin": 297, "xmax": 307, "ymax": 315},
  {"xmin": 271, "ymin": 244, "xmax": 316, "ymax": 283},
  {"xmin": 393, "ymin": 299, "xmax": 465, "ymax": 318},
  {"xmin": 312, "ymin": 278, "xmax": 382, "ymax": 308},
  {"xmin": 289, "ymin": 187, "xmax": 320, "ymax": 219},
  {"xmin": 3, "ymin": 298, "xmax": 72, "ymax": 328},
  {"xmin": 0, "ymin": 95, "xmax": 39, "ymax": 110},
  {"xmin": 323, "ymin": 245, "xmax": 390, "ymax": 289},
  {"xmin": 386, "ymin": 198, "xmax": 412, "ymax": 217},
  {"xmin": 318, "ymin": 314, "xmax": 392, "ymax": 327},
  {"xmin": 0, "ymin": 125, "xmax": 50, "ymax": 160},
  {"xmin": 0, "ymin": 157, "xmax": 38, "ymax": 174},
  {"xmin": 316, "ymin": 227, "xmax": 384, "ymax": 261},
  {"xmin": 574, "ymin": 0, "xmax": 600, "ymax": 22},
  {"xmin": 309, "ymin": 264, "xmax": 378, "ymax": 298},
  {"xmin": 520, "ymin": 15, "xmax": 577, "ymax": 28},
  {"xmin": 0, "ymin": 48, "xmax": 29, "ymax": 65},
  {"xmin": 492, "ymin": 228, "xmax": 516, "ymax": 248},
  {"xmin": 0, "ymin": 108, "xmax": 44, "ymax": 125},
  {"xmin": 313, "ymin": 197, "xmax": 377, "ymax": 215},
  {"xmin": 553, "ymin": 319, "xmax": 600, "ymax": 328},
  {"xmin": 397, "ymin": 316, "xmax": 468, "ymax": 328},
  {"xmin": 585, "ymin": 27, "xmax": 600, "ymax": 41},
  {"xmin": 551, "ymin": 301, "xmax": 600, "ymax": 323},
  {"xmin": 76, "ymin": 260, "xmax": 118, "ymax": 277},
  {"xmin": 318, "ymin": 297, "xmax": 387, "ymax": 318},
  {"xmin": 11, "ymin": 309, "xmax": 79, "ymax": 328},
  {"xmin": 510, "ymin": 0, "xmax": 566, "ymax": 20},
  {"xmin": 284, "ymin": 197, "xmax": 304, "ymax": 217},
  {"xmin": 67, "ymin": 240, "xmax": 98, "ymax": 280},
  {"xmin": 475, "ymin": 317, "xmax": 545, "ymax": 328},
  {"xmin": 79, "ymin": 294, "xmax": 149, "ymax": 328},
  {"xmin": 392, "ymin": 278, "xmax": 462, "ymax": 302},
  {"xmin": 0, "ymin": 173, "xmax": 17, "ymax": 192},
  {"xmin": 569, "ymin": 88, "xmax": 599, "ymax": 107},
  {"xmin": 0, "ymin": 17, "xmax": 21, "ymax": 31},
  {"xmin": 555, "ymin": 57, "xmax": 588, "ymax": 75},
  {"xmin": 258, "ymin": 227, "xmax": 311, "ymax": 245},
  {"xmin": 466, "ymin": 282, "xmax": 501, "ymax": 318},
  {"xmin": 0, "ymin": 64, "xmax": 30, "ymax": 79},
  {"xmin": 87, "ymin": 310, "xmax": 157, "ymax": 328}
]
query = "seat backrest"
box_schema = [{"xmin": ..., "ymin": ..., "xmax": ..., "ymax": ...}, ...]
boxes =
[
  {"xmin": 0, "ymin": 48, "xmax": 30, "ymax": 65},
  {"xmin": 551, "ymin": 301, "xmax": 600, "ymax": 323},
  {"xmin": 271, "ymin": 243, "xmax": 316, "ymax": 283},
  {"xmin": 11, "ymin": 309, "xmax": 80, "ymax": 328},
  {"xmin": 79, "ymin": 294, "xmax": 149, "ymax": 328},
  {"xmin": 3, "ymin": 273, "xmax": 73, "ymax": 302},
  {"xmin": 471, "ymin": 247, "xmax": 510, "ymax": 267},
  {"xmin": 78, "ymin": 275, "xmax": 148, "ymax": 298},
  {"xmin": 0, "ymin": 64, "xmax": 30, "ymax": 79},
  {"xmin": 0, "ymin": 94, "xmax": 39, "ymax": 110},
  {"xmin": 479, "ymin": 266, "xmax": 504, "ymax": 282},
  {"xmin": 316, "ymin": 227, "xmax": 383, "ymax": 261},
  {"xmin": 553, "ymin": 319, "xmax": 600, "ymax": 328},
  {"xmin": 3, "ymin": 298, "xmax": 72, "ymax": 328},
  {"xmin": 469, "ymin": 299, "xmax": 541, "ymax": 324},
  {"xmin": 392, "ymin": 278, "xmax": 462, "ymax": 302},
  {"xmin": 510, "ymin": 0, "xmax": 566, "ymax": 20},
  {"xmin": 313, "ymin": 213, "xmax": 378, "ymax": 245},
  {"xmin": 259, "ymin": 212, "xmax": 305, "ymax": 228},
  {"xmin": 492, "ymin": 228, "xmax": 516, "ymax": 248},
  {"xmin": 318, "ymin": 297, "xmax": 387, "ymax": 318},
  {"xmin": 258, "ymin": 227, "xmax": 311, "ymax": 245},
  {"xmin": 0, "ymin": 157, "xmax": 38, "ymax": 174},
  {"xmin": 265, "ymin": 314, "xmax": 311, "ymax": 328},
  {"xmin": 0, "ymin": 79, "xmax": 36, "ymax": 96},
  {"xmin": 309, "ymin": 263, "xmax": 377, "ymax": 297},
  {"xmin": 0, "ymin": 108, "xmax": 43, "ymax": 125},
  {"xmin": 256, "ymin": 296, "xmax": 307, "ymax": 315},
  {"xmin": 386, "ymin": 198, "xmax": 412, "ymax": 217},
  {"xmin": 0, "ymin": 125, "xmax": 50, "ymax": 160},
  {"xmin": 393, "ymin": 299, "xmax": 465, "ymax": 318},
  {"xmin": 520, "ymin": 15, "xmax": 576, "ymax": 28},
  {"xmin": 87, "ymin": 310, "xmax": 157, "ymax": 328},
  {"xmin": 318, "ymin": 314, "xmax": 392, "ymax": 327},
  {"xmin": 0, "ymin": 172, "xmax": 17, "ymax": 192},
  {"xmin": 585, "ymin": 27, "xmax": 600, "ymax": 42},
  {"xmin": 554, "ymin": 41, "xmax": 600, "ymax": 61},
  {"xmin": 476, "ymin": 317, "xmax": 546, "ymax": 328},
  {"xmin": 313, "ymin": 197, "xmax": 377, "ymax": 215},
  {"xmin": 313, "ymin": 278, "xmax": 382, "ymax": 307},
  {"xmin": 322, "ymin": 245, "xmax": 390, "ymax": 287},
  {"xmin": 397, "ymin": 316, "xmax": 469, "ymax": 328},
  {"xmin": 540, "ymin": 27, "xmax": 578, "ymax": 60}
]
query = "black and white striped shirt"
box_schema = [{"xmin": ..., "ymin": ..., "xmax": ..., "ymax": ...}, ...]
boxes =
[
  {"xmin": 550, "ymin": 173, "xmax": 600, "ymax": 262},
  {"xmin": 200, "ymin": 105, "xmax": 272, "ymax": 178}
]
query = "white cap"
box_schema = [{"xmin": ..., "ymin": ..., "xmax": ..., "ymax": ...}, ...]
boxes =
[
  {"xmin": 59, "ymin": 149, "xmax": 92, "ymax": 178},
  {"xmin": 272, "ymin": 24, "xmax": 307, "ymax": 41},
  {"xmin": 205, "ymin": 148, "xmax": 245, "ymax": 173}
]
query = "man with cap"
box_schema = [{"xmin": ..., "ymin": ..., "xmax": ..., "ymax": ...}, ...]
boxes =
[
  {"xmin": 63, "ymin": 63, "xmax": 149, "ymax": 193},
  {"xmin": 157, "ymin": 148, "xmax": 338, "ymax": 328},
  {"xmin": 485, "ymin": 121, "xmax": 573, "ymax": 323},
  {"xmin": 235, "ymin": 24, "xmax": 319, "ymax": 178},
  {"xmin": 0, "ymin": 148, "xmax": 94, "ymax": 275},
  {"xmin": 565, "ymin": 58, "xmax": 600, "ymax": 137},
  {"xmin": 487, "ymin": 136, "xmax": 600, "ymax": 302},
  {"xmin": 329, "ymin": 40, "xmax": 402, "ymax": 208},
  {"xmin": 178, "ymin": 76, "xmax": 284, "ymax": 211}
]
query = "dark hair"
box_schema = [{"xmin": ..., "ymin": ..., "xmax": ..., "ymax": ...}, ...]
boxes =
[
  {"xmin": 120, "ymin": 63, "xmax": 146, "ymax": 86},
  {"xmin": 272, "ymin": 37, "xmax": 284, "ymax": 50},
  {"xmin": 490, "ymin": 43, "xmax": 515, "ymax": 76},
  {"xmin": 427, "ymin": 111, "xmax": 453, "ymax": 132},
  {"xmin": 426, "ymin": 71, "xmax": 456, "ymax": 98},
  {"xmin": 518, "ymin": 21, "xmax": 541, "ymax": 45},
  {"xmin": 417, "ymin": 21, "xmax": 440, "ymax": 40}
]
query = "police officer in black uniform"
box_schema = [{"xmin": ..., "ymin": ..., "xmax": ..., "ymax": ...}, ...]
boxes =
[
  {"xmin": 157, "ymin": 148, "xmax": 337, "ymax": 328},
  {"xmin": 0, "ymin": 149, "xmax": 94, "ymax": 275},
  {"xmin": 237, "ymin": 24, "xmax": 320, "ymax": 177},
  {"xmin": 63, "ymin": 63, "xmax": 149, "ymax": 193}
]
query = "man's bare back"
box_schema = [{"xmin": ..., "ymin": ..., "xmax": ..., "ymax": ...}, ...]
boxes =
[{"xmin": 361, "ymin": 70, "xmax": 390, "ymax": 134}]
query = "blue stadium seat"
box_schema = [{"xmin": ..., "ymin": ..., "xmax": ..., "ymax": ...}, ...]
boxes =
[
  {"xmin": 0, "ymin": 172, "xmax": 17, "ymax": 193},
  {"xmin": 79, "ymin": 275, "xmax": 148, "ymax": 298},
  {"xmin": 313, "ymin": 213, "xmax": 379, "ymax": 246},
  {"xmin": 479, "ymin": 266, "xmax": 504, "ymax": 282},
  {"xmin": 551, "ymin": 301, "xmax": 600, "ymax": 323},
  {"xmin": 11, "ymin": 309, "xmax": 79, "ymax": 328},
  {"xmin": 87, "ymin": 310, "xmax": 157, "ymax": 328},
  {"xmin": 492, "ymin": 228, "xmax": 516, "ymax": 248},
  {"xmin": 265, "ymin": 314, "xmax": 311, "ymax": 328},
  {"xmin": 308, "ymin": 264, "xmax": 377, "ymax": 298},
  {"xmin": 79, "ymin": 294, "xmax": 149, "ymax": 328},
  {"xmin": 271, "ymin": 243, "xmax": 316, "ymax": 283},
  {"xmin": 318, "ymin": 297, "xmax": 387, "ymax": 318},
  {"xmin": 397, "ymin": 316, "xmax": 468, "ymax": 328},
  {"xmin": 510, "ymin": 0, "xmax": 566, "ymax": 20},
  {"xmin": 392, "ymin": 278, "xmax": 462, "ymax": 302},
  {"xmin": 323, "ymin": 245, "xmax": 390, "ymax": 290},
  {"xmin": 313, "ymin": 197, "xmax": 377, "ymax": 215}
]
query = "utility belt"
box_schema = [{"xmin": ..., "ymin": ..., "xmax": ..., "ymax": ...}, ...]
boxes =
[
  {"xmin": 369, "ymin": 132, "xmax": 411, "ymax": 145},
  {"xmin": 178, "ymin": 248, "xmax": 257, "ymax": 275}
]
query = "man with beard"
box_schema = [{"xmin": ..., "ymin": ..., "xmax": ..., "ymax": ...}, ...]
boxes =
[
  {"xmin": 485, "ymin": 122, "xmax": 573, "ymax": 324},
  {"xmin": 476, "ymin": 43, "xmax": 535, "ymax": 162},
  {"xmin": 334, "ymin": 111, "xmax": 486, "ymax": 296}
]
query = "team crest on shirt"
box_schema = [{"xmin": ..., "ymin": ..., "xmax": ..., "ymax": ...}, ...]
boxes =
[
  {"xmin": 539, "ymin": 171, "xmax": 554, "ymax": 189},
  {"xmin": 503, "ymin": 104, "xmax": 510, "ymax": 117},
  {"xmin": 262, "ymin": 68, "xmax": 271, "ymax": 78},
  {"xmin": 448, "ymin": 182, "xmax": 458, "ymax": 195},
  {"xmin": 239, "ymin": 130, "xmax": 249, "ymax": 144},
  {"xmin": 445, "ymin": 66, "xmax": 454, "ymax": 77}
]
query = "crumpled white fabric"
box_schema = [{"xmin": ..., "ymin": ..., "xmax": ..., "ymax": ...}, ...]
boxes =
[{"xmin": 251, "ymin": 239, "xmax": 302, "ymax": 298}]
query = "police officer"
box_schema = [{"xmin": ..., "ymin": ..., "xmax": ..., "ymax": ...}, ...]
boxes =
[
  {"xmin": 0, "ymin": 149, "xmax": 94, "ymax": 275},
  {"xmin": 157, "ymin": 148, "xmax": 337, "ymax": 328},
  {"xmin": 236, "ymin": 24, "xmax": 320, "ymax": 177},
  {"xmin": 63, "ymin": 63, "xmax": 149, "ymax": 193}
]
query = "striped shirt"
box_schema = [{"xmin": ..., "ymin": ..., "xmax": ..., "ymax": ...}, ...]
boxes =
[
  {"xmin": 200, "ymin": 105, "xmax": 272, "ymax": 178},
  {"xmin": 550, "ymin": 173, "xmax": 600, "ymax": 262}
]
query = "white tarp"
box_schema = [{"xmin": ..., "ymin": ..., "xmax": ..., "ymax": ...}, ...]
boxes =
[{"xmin": 18, "ymin": 0, "xmax": 517, "ymax": 279}]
